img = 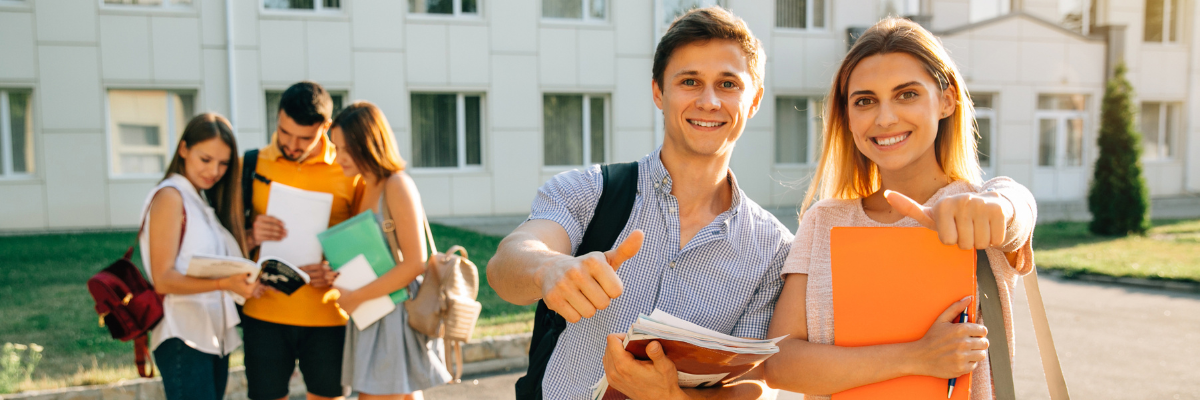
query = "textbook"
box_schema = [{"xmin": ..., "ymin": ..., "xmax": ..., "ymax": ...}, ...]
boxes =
[
  {"xmin": 317, "ymin": 210, "xmax": 408, "ymax": 304},
  {"xmin": 186, "ymin": 254, "xmax": 311, "ymax": 295},
  {"xmin": 590, "ymin": 309, "xmax": 785, "ymax": 400},
  {"xmin": 830, "ymin": 227, "xmax": 977, "ymax": 400}
]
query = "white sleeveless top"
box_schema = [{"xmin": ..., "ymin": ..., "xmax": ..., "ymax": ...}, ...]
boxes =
[{"xmin": 138, "ymin": 173, "xmax": 242, "ymax": 356}]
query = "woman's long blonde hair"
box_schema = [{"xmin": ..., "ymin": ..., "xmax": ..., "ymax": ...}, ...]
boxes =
[{"xmin": 800, "ymin": 17, "xmax": 981, "ymax": 218}]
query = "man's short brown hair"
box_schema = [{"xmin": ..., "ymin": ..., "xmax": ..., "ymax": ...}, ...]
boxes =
[{"xmin": 652, "ymin": 6, "xmax": 765, "ymax": 91}]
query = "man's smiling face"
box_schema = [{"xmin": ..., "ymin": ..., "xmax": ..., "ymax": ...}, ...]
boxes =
[{"xmin": 653, "ymin": 39, "xmax": 763, "ymax": 159}]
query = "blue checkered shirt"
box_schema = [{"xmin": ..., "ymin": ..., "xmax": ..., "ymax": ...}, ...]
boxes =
[{"xmin": 528, "ymin": 149, "xmax": 794, "ymax": 400}]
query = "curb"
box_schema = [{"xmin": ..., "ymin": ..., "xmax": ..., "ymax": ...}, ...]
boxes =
[
  {"xmin": 2, "ymin": 333, "xmax": 533, "ymax": 400},
  {"xmin": 1040, "ymin": 269, "xmax": 1200, "ymax": 293}
]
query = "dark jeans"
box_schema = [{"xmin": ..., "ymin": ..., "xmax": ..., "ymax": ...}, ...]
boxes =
[{"xmin": 153, "ymin": 338, "xmax": 230, "ymax": 400}]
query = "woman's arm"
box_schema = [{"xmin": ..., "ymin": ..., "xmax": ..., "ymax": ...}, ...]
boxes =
[
  {"xmin": 763, "ymin": 274, "xmax": 987, "ymax": 395},
  {"xmin": 147, "ymin": 188, "xmax": 258, "ymax": 298},
  {"xmin": 338, "ymin": 173, "xmax": 428, "ymax": 312}
]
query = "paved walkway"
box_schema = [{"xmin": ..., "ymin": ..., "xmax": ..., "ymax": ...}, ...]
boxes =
[{"xmin": 423, "ymin": 275, "xmax": 1200, "ymax": 399}]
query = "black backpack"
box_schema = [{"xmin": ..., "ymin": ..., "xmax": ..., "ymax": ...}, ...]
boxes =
[{"xmin": 514, "ymin": 162, "xmax": 639, "ymax": 399}]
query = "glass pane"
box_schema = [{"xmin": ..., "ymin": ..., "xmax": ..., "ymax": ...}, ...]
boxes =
[
  {"xmin": 8, "ymin": 90, "xmax": 33, "ymax": 174},
  {"xmin": 976, "ymin": 117, "xmax": 991, "ymax": 168},
  {"xmin": 105, "ymin": 0, "xmax": 165, "ymax": 5},
  {"xmin": 776, "ymin": 0, "xmax": 806, "ymax": 29},
  {"xmin": 775, "ymin": 97, "xmax": 809, "ymax": 164},
  {"xmin": 1168, "ymin": 0, "xmax": 1178, "ymax": 41},
  {"xmin": 264, "ymin": 0, "xmax": 314, "ymax": 9},
  {"xmin": 331, "ymin": 93, "xmax": 345, "ymax": 119},
  {"xmin": 462, "ymin": 0, "xmax": 478, "ymax": 13},
  {"xmin": 323, "ymin": 0, "xmax": 339, "ymax": 8},
  {"xmin": 663, "ymin": 0, "xmax": 723, "ymax": 25},
  {"xmin": 544, "ymin": 95, "xmax": 584, "ymax": 166},
  {"xmin": 1037, "ymin": 94, "xmax": 1087, "ymax": 111},
  {"xmin": 409, "ymin": 0, "xmax": 453, "ymax": 14},
  {"xmin": 544, "ymin": 0, "xmax": 582, "ymax": 19},
  {"xmin": 1141, "ymin": 102, "xmax": 1161, "ymax": 160},
  {"xmin": 589, "ymin": 0, "xmax": 605, "ymax": 19},
  {"xmin": 120, "ymin": 125, "xmax": 162, "ymax": 146},
  {"xmin": 589, "ymin": 96, "xmax": 605, "ymax": 164},
  {"xmin": 1165, "ymin": 103, "xmax": 1179, "ymax": 158},
  {"xmin": 971, "ymin": 93, "xmax": 993, "ymax": 109},
  {"xmin": 1038, "ymin": 119, "xmax": 1056, "ymax": 166},
  {"xmin": 1144, "ymin": 0, "xmax": 1164, "ymax": 42},
  {"xmin": 813, "ymin": 0, "xmax": 824, "ymax": 28},
  {"xmin": 465, "ymin": 96, "xmax": 482, "ymax": 166},
  {"xmin": 1066, "ymin": 118, "xmax": 1084, "ymax": 166},
  {"xmin": 266, "ymin": 91, "xmax": 283, "ymax": 138},
  {"xmin": 411, "ymin": 94, "xmax": 458, "ymax": 168},
  {"xmin": 120, "ymin": 155, "xmax": 165, "ymax": 175}
]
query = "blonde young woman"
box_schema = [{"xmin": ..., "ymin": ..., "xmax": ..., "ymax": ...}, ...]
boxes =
[
  {"xmin": 763, "ymin": 19, "xmax": 1038, "ymax": 399},
  {"xmin": 140, "ymin": 113, "xmax": 263, "ymax": 400},
  {"xmin": 328, "ymin": 101, "xmax": 450, "ymax": 400}
]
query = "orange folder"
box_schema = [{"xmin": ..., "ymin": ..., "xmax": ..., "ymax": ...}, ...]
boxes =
[{"xmin": 831, "ymin": 227, "xmax": 977, "ymax": 400}]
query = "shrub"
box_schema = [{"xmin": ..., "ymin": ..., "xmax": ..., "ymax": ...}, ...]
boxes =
[
  {"xmin": 1088, "ymin": 63, "xmax": 1151, "ymax": 236},
  {"xmin": 0, "ymin": 343, "xmax": 43, "ymax": 393}
]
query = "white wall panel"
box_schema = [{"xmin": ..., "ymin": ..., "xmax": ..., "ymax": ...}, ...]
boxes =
[
  {"xmin": 612, "ymin": 129, "xmax": 654, "ymax": 162},
  {"xmin": 0, "ymin": 12, "xmax": 37, "ymax": 79},
  {"xmin": 970, "ymin": 39, "xmax": 1019, "ymax": 84},
  {"xmin": 802, "ymin": 38, "xmax": 840, "ymax": 90},
  {"xmin": 726, "ymin": 0, "xmax": 772, "ymax": 51},
  {"xmin": 613, "ymin": 57, "xmax": 653, "ymax": 129},
  {"xmin": 151, "ymin": 17, "xmax": 202, "ymax": 81},
  {"xmin": 729, "ymin": 127, "xmax": 772, "ymax": 203},
  {"xmin": 44, "ymin": 133, "xmax": 107, "ymax": 228},
  {"xmin": 538, "ymin": 28, "xmax": 577, "ymax": 86},
  {"xmin": 99, "ymin": 15, "xmax": 152, "ymax": 81},
  {"xmin": 490, "ymin": 0, "xmax": 537, "ymax": 53},
  {"xmin": 577, "ymin": 29, "xmax": 614, "ymax": 87},
  {"xmin": 352, "ymin": 0, "xmax": 405, "ymax": 50},
  {"xmin": 491, "ymin": 130, "xmax": 542, "ymax": 214},
  {"xmin": 0, "ymin": 183, "xmax": 47, "ymax": 230},
  {"xmin": 448, "ymin": 25, "xmax": 490, "ymax": 85},
  {"xmin": 202, "ymin": 48, "xmax": 230, "ymax": 116},
  {"xmin": 35, "ymin": 0, "xmax": 97, "ymax": 43},
  {"xmin": 490, "ymin": 55, "xmax": 539, "ymax": 129},
  {"xmin": 406, "ymin": 24, "xmax": 448, "ymax": 84},
  {"xmin": 200, "ymin": 0, "xmax": 226, "ymax": 46},
  {"xmin": 1018, "ymin": 41, "xmax": 1067, "ymax": 85},
  {"xmin": 452, "ymin": 175, "xmax": 493, "ymax": 215},
  {"xmin": 235, "ymin": 48, "xmax": 266, "ymax": 146},
  {"xmin": 411, "ymin": 175, "xmax": 452, "ymax": 216},
  {"xmin": 352, "ymin": 51, "xmax": 408, "ymax": 139},
  {"xmin": 260, "ymin": 20, "xmax": 306, "ymax": 83},
  {"xmin": 233, "ymin": 0, "xmax": 258, "ymax": 46},
  {"xmin": 107, "ymin": 180, "xmax": 156, "ymax": 227},
  {"xmin": 1065, "ymin": 42, "xmax": 1105, "ymax": 87},
  {"xmin": 772, "ymin": 36, "xmax": 805, "ymax": 89},
  {"xmin": 307, "ymin": 21, "xmax": 353, "ymax": 84},
  {"xmin": 38, "ymin": 46, "xmax": 103, "ymax": 131},
  {"xmin": 613, "ymin": 0, "xmax": 652, "ymax": 57}
]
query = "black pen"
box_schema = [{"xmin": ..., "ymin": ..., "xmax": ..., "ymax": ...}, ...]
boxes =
[{"xmin": 947, "ymin": 310, "xmax": 969, "ymax": 398}]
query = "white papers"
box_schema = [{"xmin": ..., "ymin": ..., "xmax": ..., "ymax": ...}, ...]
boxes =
[
  {"xmin": 259, "ymin": 182, "xmax": 333, "ymax": 267},
  {"xmin": 333, "ymin": 255, "xmax": 396, "ymax": 330},
  {"xmin": 187, "ymin": 254, "xmax": 261, "ymax": 281}
]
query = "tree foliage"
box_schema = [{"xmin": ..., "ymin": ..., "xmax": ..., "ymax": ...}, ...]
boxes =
[{"xmin": 1087, "ymin": 63, "xmax": 1151, "ymax": 236}]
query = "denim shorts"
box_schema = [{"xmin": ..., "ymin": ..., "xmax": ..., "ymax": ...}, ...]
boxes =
[{"xmin": 153, "ymin": 338, "xmax": 230, "ymax": 400}]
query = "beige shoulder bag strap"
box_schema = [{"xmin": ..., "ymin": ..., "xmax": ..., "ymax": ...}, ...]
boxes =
[{"xmin": 977, "ymin": 250, "xmax": 1070, "ymax": 400}]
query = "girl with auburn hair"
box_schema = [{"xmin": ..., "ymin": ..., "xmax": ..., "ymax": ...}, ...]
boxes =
[
  {"xmin": 329, "ymin": 101, "xmax": 449, "ymax": 400},
  {"xmin": 763, "ymin": 18, "xmax": 1039, "ymax": 399},
  {"xmin": 139, "ymin": 113, "xmax": 263, "ymax": 400}
]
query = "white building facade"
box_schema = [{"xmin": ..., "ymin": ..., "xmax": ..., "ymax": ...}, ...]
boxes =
[{"xmin": 0, "ymin": 0, "xmax": 1196, "ymax": 232}]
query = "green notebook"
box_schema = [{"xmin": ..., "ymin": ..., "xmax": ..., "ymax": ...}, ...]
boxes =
[{"xmin": 318, "ymin": 210, "xmax": 408, "ymax": 303}]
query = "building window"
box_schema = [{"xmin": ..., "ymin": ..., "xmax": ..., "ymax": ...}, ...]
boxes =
[
  {"xmin": 661, "ymin": 0, "xmax": 725, "ymax": 26},
  {"xmin": 1144, "ymin": 0, "xmax": 1180, "ymax": 43},
  {"xmin": 265, "ymin": 91, "xmax": 346, "ymax": 141},
  {"xmin": 881, "ymin": 0, "xmax": 920, "ymax": 17},
  {"xmin": 408, "ymin": 0, "xmax": 478, "ymax": 16},
  {"xmin": 103, "ymin": 0, "xmax": 192, "ymax": 7},
  {"xmin": 1140, "ymin": 102, "xmax": 1181, "ymax": 161},
  {"xmin": 0, "ymin": 89, "xmax": 34, "ymax": 178},
  {"xmin": 775, "ymin": 96, "xmax": 821, "ymax": 165},
  {"xmin": 263, "ymin": 0, "xmax": 340, "ymax": 11},
  {"xmin": 411, "ymin": 93, "xmax": 483, "ymax": 169},
  {"xmin": 543, "ymin": 94, "xmax": 607, "ymax": 166},
  {"xmin": 107, "ymin": 90, "xmax": 195, "ymax": 176},
  {"xmin": 972, "ymin": 94, "xmax": 996, "ymax": 169},
  {"xmin": 543, "ymin": 0, "xmax": 605, "ymax": 21},
  {"xmin": 776, "ymin": 0, "xmax": 824, "ymax": 29},
  {"xmin": 1035, "ymin": 94, "xmax": 1088, "ymax": 168}
]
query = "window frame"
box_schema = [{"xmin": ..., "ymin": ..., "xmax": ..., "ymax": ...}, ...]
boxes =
[
  {"xmin": 540, "ymin": 0, "xmax": 607, "ymax": 24},
  {"xmin": 409, "ymin": 92, "xmax": 487, "ymax": 172},
  {"xmin": 260, "ymin": 0, "xmax": 342, "ymax": 15},
  {"xmin": 1139, "ymin": 101, "xmax": 1181, "ymax": 162},
  {"xmin": 773, "ymin": 95, "xmax": 822, "ymax": 167},
  {"xmin": 406, "ymin": 0, "xmax": 483, "ymax": 20},
  {"xmin": 971, "ymin": 93, "xmax": 998, "ymax": 175},
  {"xmin": 541, "ymin": 93, "xmax": 610, "ymax": 168},
  {"xmin": 773, "ymin": 0, "xmax": 828, "ymax": 32},
  {"xmin": 1143, "ymin": 0, "xmax": 1182, "ymax": 44},
  {"xmin": 99, "ymin": 0, "xmax": 194, "ymax": 10},
  {"xmin": 105, "ymin": 88, "xmax": 198, "ymax": 179},
  {"xmin": 1033, "ymin": 94, "xmax": 1090, "ymax": 169},
  {"xmin": 0, "ymin": 89, "xmax": 35, "ymax": 180}
]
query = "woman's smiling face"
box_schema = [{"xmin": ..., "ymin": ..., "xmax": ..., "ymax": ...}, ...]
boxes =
[{"xmin": 845, "ymin": 52, "xmax": 955, "ymax": 175}]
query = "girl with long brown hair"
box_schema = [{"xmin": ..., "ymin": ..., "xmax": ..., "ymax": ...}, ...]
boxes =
[
  {"xmin": 139, "ymin": 113, "xmax": 263, "ymax": 400},
  {"xmin": 763, "ymin": 18, "xmax": 1039, "ymax": 399},
  {"xmin": 328, "ymin": 101, "xmax": 449, "ymax": 400}
]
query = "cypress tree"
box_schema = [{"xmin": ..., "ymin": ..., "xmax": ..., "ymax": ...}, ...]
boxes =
[{"xmin": 1088, "ymin": 63, "xmax": 1151, "ymax": 235}]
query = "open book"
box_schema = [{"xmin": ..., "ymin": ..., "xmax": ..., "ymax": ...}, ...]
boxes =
[
  {"xmin": 187, "ymin": 254, "xmax": 311, "ymax": 296},
  {"xmin": 590, "ymin": 309, "xmax": 786, "ymax": 400}
]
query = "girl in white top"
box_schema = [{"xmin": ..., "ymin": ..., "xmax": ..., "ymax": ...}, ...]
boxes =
[
  {"xmin": 139, "ymin": 113, "xmax": 263, "ymax": 400},
  {"xmin": 763, "ymin": 18, "xmax": 1038, "ymax": 400}
]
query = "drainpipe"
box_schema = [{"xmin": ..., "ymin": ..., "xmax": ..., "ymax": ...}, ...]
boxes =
[
  {"xmin": 1186, "ymin": 1, "xmax": 1198, "ymax": 193},
  {"xmin": 224, "ymin": 0, "xmax": 238, "ymax": 133}
]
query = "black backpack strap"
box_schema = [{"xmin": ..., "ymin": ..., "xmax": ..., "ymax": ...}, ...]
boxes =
[
  {"xmin": 514, "ymin": 161, "xmax": 640, "ymax": 400},
  {"xmin": 242, "ymin": 149, "xmax": 268, "ymax": 229}
]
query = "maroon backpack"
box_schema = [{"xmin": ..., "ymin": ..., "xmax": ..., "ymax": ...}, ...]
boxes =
[{"xmin": 86, "ymin": 208, "xmax": 185, "ymax": 378}]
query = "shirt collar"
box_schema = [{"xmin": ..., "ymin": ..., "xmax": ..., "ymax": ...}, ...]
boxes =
[
  {"xmin": 262, "ymin": 132, "xmax": 337, "ymax": 165},
  {"xmin": 644, "ymin": 147, "xmax": 744, "ymax": 218}
]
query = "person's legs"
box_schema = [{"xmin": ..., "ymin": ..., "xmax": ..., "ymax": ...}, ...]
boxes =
[
  {"xmin": 296, "ymin": 325, "xmax": 349, "ymax": 400},
  {"xmin": 242, "ymin": 316, "xmax": 301, "ymax": 400},
  {"xmin": 154, "ymin": 338, "xmax": 219, "ymax": 400},
  {"xmin": 212, "ymin": 352, "xmax": 230, "ymax": 400}
]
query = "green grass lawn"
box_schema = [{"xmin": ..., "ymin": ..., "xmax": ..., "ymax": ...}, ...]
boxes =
[
  {"xmin": 0, "ymin": 224, "xmax": 532, "ymax": 392},
  {"xmin": 1033, "ymin": 218, "xmax": 1200, "ymax": 281}
]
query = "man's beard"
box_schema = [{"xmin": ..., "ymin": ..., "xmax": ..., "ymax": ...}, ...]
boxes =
[{"xmin": 278, "ymin": 141, "xmax": 301, "ymax": 162}]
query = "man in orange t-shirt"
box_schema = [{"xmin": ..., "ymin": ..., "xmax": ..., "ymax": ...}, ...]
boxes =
[{"xmin": 241, "ymin": 81, "xmax": 362, "ymax": 400}]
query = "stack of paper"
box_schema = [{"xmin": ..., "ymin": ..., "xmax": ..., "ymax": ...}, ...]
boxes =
[{"xmin": 591, "ymin": 309, "xmax": 785, "ymax": 400}]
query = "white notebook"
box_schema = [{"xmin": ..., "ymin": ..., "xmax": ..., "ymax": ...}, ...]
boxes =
[{"xmin": 333, "ymin": 254, "xmax": 396, "ymax": 330}]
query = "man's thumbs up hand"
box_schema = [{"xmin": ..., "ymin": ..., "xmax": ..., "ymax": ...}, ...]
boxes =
[
  {"xmin": 884, "ymin": 189, "xmax": 1013, "ymax": 250},
  {"xmin": 541, "ymin": 230, "xmax": 645, "ymax": 323}
]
